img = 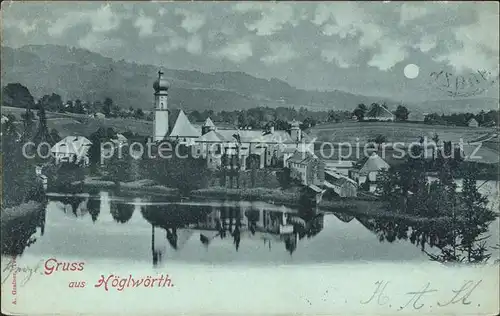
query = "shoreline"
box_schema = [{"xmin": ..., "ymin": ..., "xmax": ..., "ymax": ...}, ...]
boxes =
[{"xmin": 60, "ymin": 178, "xmax": 499, "ymax": 225}]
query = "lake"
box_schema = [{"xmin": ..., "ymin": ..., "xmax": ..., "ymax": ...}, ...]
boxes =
[{"xmin": 2, "ymin": 183, "xmax": 499, "ymax": 266}]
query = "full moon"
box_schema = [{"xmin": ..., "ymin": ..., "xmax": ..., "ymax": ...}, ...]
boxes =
[{"xmin": 404, "ymin": 64, "xmax": 420, "ymax": 79}]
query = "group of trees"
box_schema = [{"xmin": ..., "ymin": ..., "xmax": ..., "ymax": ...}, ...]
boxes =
[
  {"xmin": 424, "ymin": 110, "xmax": 498, "ymax": 127},
  {"xmin": 375, "ymin": 136, "xmax": 496, "ymax": 263},
  {"xmin": 187, "ymin": 106, "xmax": 354, "ymax": 130},
  {"xmin": 1, "ymin": 112, "xmax": 47, "ymax": 208}
]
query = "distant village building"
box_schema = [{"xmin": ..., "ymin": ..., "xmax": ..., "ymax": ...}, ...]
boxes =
[
  {"xmin": 324, "ymin": 170, "xmax": 358, "ymax": 197},
  {"xmin": 364, "ymin": 106, "xmax": 395, "ymax": 121},
  {"xmin": 349, "ymin": 152, "xmax": 390, "ymax": 188},
  {"xmin": 468, "ymin": 118, "xmax": 479, "ymax": 128},
  {"xmin": 50, "ymin": 136, "xmax": 92, "ymax": 166}
]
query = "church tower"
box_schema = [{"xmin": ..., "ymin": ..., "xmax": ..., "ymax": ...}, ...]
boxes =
[
  {"xmin": 290, "ymin": 119, "xmax": 301, "ymax": 142},
  {"xmin": 153, "ymin": 70, "xmax": 170, "ymax": 142}
]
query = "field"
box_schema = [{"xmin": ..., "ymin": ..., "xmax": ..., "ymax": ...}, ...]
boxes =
[
  {"xmin": 2, "ymin": 106, "xmax": 152, "ymax": 137},
  {"xmin": 309, "ymin": 121, "xmax": 493, "ymax": 143}
]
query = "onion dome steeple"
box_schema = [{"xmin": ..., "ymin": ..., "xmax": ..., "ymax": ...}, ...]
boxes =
[{"xmin": 153, "ymin": 69, "xmax": 170, "ymax": 93}]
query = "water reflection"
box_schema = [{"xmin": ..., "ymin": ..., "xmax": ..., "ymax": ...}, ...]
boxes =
[
  {"xmin": 2, "ymin": 190, "xmax": 498, "ymax": 266},
  {"xmin": 111, "ymin": 203, "xmax": 135, "ymax": 224},
  {"xmin": 1, "ymin": 203, "xmax": 47, "ymax": 256},
  {"xmin": 143, "ymin": 202, "xmax": 325, "ymax": 266},
  {"xmin": 354, "ymin": 214, "xmax": 498, "ymax": 263}
]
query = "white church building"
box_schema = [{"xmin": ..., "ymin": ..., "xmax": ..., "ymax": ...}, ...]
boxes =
[{"xmin": 151, "ymin": 70, "xmax": 314, "ymax": 170}]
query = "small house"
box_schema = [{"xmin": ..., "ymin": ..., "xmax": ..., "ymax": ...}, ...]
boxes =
[
  {"xmin": 324, "ymin": 170, "xmax": 358, "ymax": 197},
  {"xmin": 51, "ymin": 136, "xmax": 92, "ymax": 166},
  {"xmin": 468, "ymin": 118, "xmax": 479, "ymax": 128},
  {"xmin": 349, "ymin": 152, "xmax": 390, "ymax": 189}
]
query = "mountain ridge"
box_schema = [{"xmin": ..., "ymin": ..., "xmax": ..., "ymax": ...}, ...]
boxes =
[{"xmin": 1, "ymin": 44, "xmax": 497, "ymax": 113}]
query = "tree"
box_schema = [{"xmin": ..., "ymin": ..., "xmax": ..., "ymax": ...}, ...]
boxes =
[
  {"xmin": 103, "ymin": 97, "xmax": 113, "ymax": 117},
  {"xmin": 353, "ymin": 103, "xmax": 367, "ymax": 121},
  {"xmin": 394, "ymin": 105, "xmax": 410, "ymax": 121},
  {"xmin": 74, "ymin": 99, "xmax": 84, "ymax": 114},
  {"xmin": 431, "ymin": 133, "xmax": 440, "ymax": 161},
  {"xmin": 134, "ymin": 108, "xmax": 145, "ymax": 120},
  {"xmin": 50, "ymin": 129, "xmax": 62, "ymax": 143},
  {"xmin": 237, "ymin": 112, "xmax": 249, "ymax": 128},
  {"xmin": 457, "ymin": 169, "xmax": 496, "ymax": 263},
  {"xmin": 368, "ymin": 134, "xmax": 387, "ymax": 148},
  {"xmin": 300, "ymin": 117, "xmax": 317, "ymax": 130},
  {"xmin": 188, "ymin": 110, "xmax": 202, "ymax": 122},
  {"xmin": 20, "ymin": 107, "xmax": 36, "ymax": 143},
  {"xmin": 2, "ymin": 83, "xmax": 35, "ymax": 109},
  {"xmin": 38, "ymin": 94, "xmax": 64, "ymax": 112},
  {"xmin": 274, "ymin": 119, "xmax": 290, "ymax": 131},
  {"xmin": 33, "ymin": 102, "xmax": 55, "ymax": 151},
  {"xmin": 2, "ymin": 116, "xmax": 44, "ymax": 208}
]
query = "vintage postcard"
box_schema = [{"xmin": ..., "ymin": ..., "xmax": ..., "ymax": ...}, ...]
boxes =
[{"xmin": 1, "ymin": 1, "xmax": 499, "ymax": 315}]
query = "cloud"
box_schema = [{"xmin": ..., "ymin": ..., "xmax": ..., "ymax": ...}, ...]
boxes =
[
  {"xmin": 234, "ymin": 3, "xmax": 297, "ymax": 36},
  {"xmin": 313, "ymin": 3, "xmax": 384, "ymax": 48},
  {"xmin": 155, "ymin": 34, "xmax": 203, "ymax": 55},
  {"xmin": 185, "ymin": 35, "xmax": 203, "ymax": 55},
  {"xmin": 175, "ymin": 8, "xmax": 206, "ymax": 33},
  {"xmin": 47, "ymin": 4, "xmax": 121, "ymax": 37},
  {"xmin": 367, "ymin": 39, "xmax": 408, "ymax": 71},
  {"xmin": 399, "ymin": 3, "xmax": 429, "ymax": 25},
  {"xmin": 320, "ymin": 50, "xmax": 351, "ymax": 68},
  {"xmin": 435, "ymin": 6, "xmax": 499, "ymax": 74},
  {"xmin": 213, "ymin": 40, "xmax": 253, "ymax": 63},
  {"xmin": 413, "ymin": 35, "xmax": 437, "ymax": 53},
  {"xmin": 261, "ymin": 43, "xmax": 298, "ymax": 65},
  {"xmin": 134, "ymin": 12, "xmax": 156, "ymax": 37},
  {"xmin": 2, "ymin": 18, "xmax": 38, "ymax": 35}
]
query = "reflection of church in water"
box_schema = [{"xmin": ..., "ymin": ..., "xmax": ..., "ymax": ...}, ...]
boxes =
[
  {"xmin": 28, "ymin": 193, "xmax": 324, "ymax": 267},
  {"xmin": 147, "ymin": 203, "xmax": 325, "ymax": 267}
]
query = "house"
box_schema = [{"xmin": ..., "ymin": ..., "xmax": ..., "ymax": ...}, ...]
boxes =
[
  {"xmin": 468, "ymin": 118, "xmax": 479, "ymax": 128},
  {"xmin": 50, "ymin": 136, "xmax": 92, "ymax": 165},
  {"xmin": 324, "ymin": 170, "xmax": 358, "ymax": 197},
  {"xmin": 364, "ymin": 105, "xmax": 395, "ymax": 121},
  {"xmin": 349, "ymin": 152, "xmax": 390, "ymax": 189},
  {"xmin": 286, "ymin": 150, "xmax": 325, "ymax": 186}
]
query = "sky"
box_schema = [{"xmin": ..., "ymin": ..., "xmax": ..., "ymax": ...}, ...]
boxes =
[{"xmin": 1, "ymin": 1, "xmax": 499, "ymax": 101}]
